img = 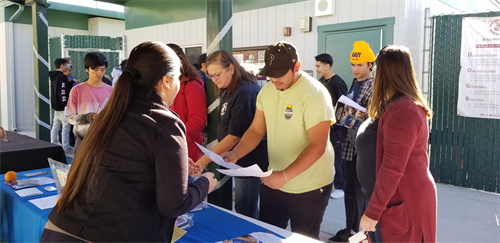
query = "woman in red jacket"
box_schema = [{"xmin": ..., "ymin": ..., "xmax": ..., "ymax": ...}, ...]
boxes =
[
  {"xmin": 360, "ymin": 45, "xmax": 436, "ymax": 242},
  {"xmin": 167, "ymin": 44, "xmax": 207, "ymax": 163}
]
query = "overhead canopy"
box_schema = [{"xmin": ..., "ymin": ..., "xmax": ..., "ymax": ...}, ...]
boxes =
[{"xmin": 95, "ymin": 0, "xmax": 128, "ymax": 5}]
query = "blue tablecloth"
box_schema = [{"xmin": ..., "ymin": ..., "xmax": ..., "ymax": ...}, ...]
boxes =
[
  {"xmin": 179, "ymin": 204, "xmax": 283, "ymax": 242},
  {"xmin": 0, "ymin": 168, "xmax": 56, "ymax": 243},
  {"xmin": 1, "ymin": 168, "xmax": 284, "ymax": 243}
]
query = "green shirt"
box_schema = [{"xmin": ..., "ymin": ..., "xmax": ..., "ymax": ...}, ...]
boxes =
[{"xmin": 256, "ymin": 71, "xmax": 335, "ymax": 193}]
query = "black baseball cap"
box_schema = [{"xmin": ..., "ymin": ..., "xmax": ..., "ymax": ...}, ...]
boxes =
[{"xmin": 259, "ymin": 41, "xmax": 298, "ymax": 78}]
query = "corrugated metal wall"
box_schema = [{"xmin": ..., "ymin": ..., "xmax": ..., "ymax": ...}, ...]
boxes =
[{"xmin": 125, "ymin": 0, "xmax": 457, "ymax": 78}]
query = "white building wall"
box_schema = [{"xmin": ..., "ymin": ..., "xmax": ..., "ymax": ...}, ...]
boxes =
[
  {"xmin": 88, "ymin": 17, "xmax": 125, "ymax": 38},
  {"xmin": 125, "ymin": 0, "xmax": 459, "ymax": 76},
  {"xmin": 126, "ymin": 17, "xmax": 206, "ymax": 58},
  {"xmin": 0, "ymin": 22, "xmax": 15, "ymax": 130},
  {"xmin": 8, "ymin": 23, "xmax": 90, "ymax": 131}
]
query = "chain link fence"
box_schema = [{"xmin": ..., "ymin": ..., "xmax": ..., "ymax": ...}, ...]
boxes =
[
  {"xmin": 49, "ymin": 34, "xmax": 124, "ymax": 81},
  {"xmin": 426, "ymin": 11, "xmax": 500, "ymax": 193}
]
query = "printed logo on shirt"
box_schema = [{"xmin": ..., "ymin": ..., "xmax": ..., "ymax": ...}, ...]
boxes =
[
  {"xmin": 284, "ymin": 104, "xmax": 293, "ymax": 119},
  {"xmin": 221, "ymin": 102, "xmax": 228, "ymax": 116}
]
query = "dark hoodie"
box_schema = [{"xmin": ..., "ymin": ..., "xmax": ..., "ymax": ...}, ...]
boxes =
[{"xmin": 50, "ymin": 70, "xmax": 74, "ymax": 111}]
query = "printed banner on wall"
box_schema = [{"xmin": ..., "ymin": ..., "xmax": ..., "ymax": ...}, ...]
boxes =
[{"xmin": 458, "ymin": 17, "xmax": 500, "ymax": 119}]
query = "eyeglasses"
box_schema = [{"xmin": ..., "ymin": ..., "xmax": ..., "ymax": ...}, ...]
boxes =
[{"xmin": 208, "ymin": 67, "xmax": 227, "ymax": 80}]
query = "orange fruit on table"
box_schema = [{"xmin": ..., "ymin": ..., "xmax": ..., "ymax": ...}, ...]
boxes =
[{"xmin": 5, "ymin": 171, "xmax": 17, "ymax": 182}]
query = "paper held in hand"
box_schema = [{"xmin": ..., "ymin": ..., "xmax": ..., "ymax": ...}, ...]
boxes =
[
  {"xmin": 349, "ymin": 231, "xmax": 369, "ymax": 243},
  {"xmin": 195, "ymin": 143, "xmax": 272, "ymax": 177},
  {"xmin": 217, "ymin": 164, "xmax": 272, "ymax": 178},
  {"xmin": 334, "ymin": 95, "xmax": 368, "ymax": 130}
]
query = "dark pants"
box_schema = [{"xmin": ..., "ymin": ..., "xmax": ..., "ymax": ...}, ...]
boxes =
[
  {"xmin": 207, "ymin": 174, "xmax": 233, "ymax": 211},
  {"xmin": 343, "ymin": 156, "xmax": 366, "ymax": 233},
  {"xmin": 330, "ymin": 126, "xmax": 346, "ymax": 190},
  {"xmin": 259, "ymin": 183, "xmax": 332, "ymax": 239},
  {"xmin": 234, "ymin": 177, "xmax": 262, "ymax": 219},
  {"xmin": 69, "ymin": 125, "xmax": 75, "ymax": 146}
]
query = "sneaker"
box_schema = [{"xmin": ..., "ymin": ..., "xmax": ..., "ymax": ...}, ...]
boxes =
[
  {"xmin": 330, "ymin": 189, "xmax": 345, "ymax": 199},
  {"xmin": 328, "ymin": 228, "xmax": 352, "ymax": 242}
]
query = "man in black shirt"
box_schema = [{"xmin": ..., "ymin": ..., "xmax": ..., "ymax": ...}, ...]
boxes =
[
  {"xmin": 50, "ymin": 58, "xmax": 74, "ymax": 153},
  {"xmin": 315, "ymin": 53, "xmax": 347, "ymax": 199}
]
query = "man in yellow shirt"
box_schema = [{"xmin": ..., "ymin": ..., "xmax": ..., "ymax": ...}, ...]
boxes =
[{"xmin": 223, "ymin": 41, "xmax": 335, "ymax": 239}]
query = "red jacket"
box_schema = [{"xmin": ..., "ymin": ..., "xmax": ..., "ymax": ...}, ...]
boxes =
[
  {"xmin": 364, "ymin": 97, "xmax": 437, "ymax": 243},
  {"xmin": 170, "ymin": 76, "xmax": 207, "ymax": 161}
]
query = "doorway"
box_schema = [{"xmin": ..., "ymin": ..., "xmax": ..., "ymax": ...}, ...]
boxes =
[{"xmin": 317, "ymin": 17, "xmax": 394, "ymax": 87}]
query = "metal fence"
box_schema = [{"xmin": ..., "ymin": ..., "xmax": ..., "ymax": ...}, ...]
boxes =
[
  {"xmin": 427, "ymin": 11, "xmax": 500, "ymax": 193},
  {"xmin": 49, "ymin": 34, "xmax": 124, "ymax": 81}
]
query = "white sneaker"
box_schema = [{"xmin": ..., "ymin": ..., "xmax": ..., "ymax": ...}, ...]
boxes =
[{"xmin": 330, "ymin": 189, "xmax": 344, "ymax": 199}]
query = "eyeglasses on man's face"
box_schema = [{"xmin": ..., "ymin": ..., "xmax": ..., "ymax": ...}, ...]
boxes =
[{"xmin": 208, "ymin": 67, "xmax": 227, "ymax": 80}]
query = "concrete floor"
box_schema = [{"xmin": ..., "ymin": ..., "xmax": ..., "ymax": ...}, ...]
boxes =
[{"xmin": 319, "ymin": 184, "xmax": 500, "ymax": 243}]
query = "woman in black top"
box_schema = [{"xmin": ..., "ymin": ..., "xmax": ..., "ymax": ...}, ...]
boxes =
[
  {"xmin": 41, "ymin": 41, "xmax": 217, "ymax": 242},
  {"xmin": 192, "ymin": 50, "xmax": 269, "ymax": 219},
  {"xmin": 356, "ymin": 118, "xmax": 382, "ymax": 242}
]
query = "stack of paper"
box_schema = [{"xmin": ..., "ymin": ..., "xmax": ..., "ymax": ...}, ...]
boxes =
[
  {"xmin": 29, "ymin": 195, "xmax": 59, "ymax": 210},
  {"xmin": 15, "ymin": 188, "xmax": 43, "ymax": 197},
  {"xmin": 5, "ymin": 177, "xmax": 55, "ymax": 190}
]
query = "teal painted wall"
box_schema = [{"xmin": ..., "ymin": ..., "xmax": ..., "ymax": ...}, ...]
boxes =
[
  {"xmin": 3, "ymin": 5, "xmax": 89, "ymax": 30},
  {"xmin": 125, "ymin": 0, "xmax": 306, "ymax": 30}
]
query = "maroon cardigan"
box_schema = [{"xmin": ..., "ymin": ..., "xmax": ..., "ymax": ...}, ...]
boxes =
[{"xmin": 364, "ymin": 96, "xmax": 437, "ymax": 243}]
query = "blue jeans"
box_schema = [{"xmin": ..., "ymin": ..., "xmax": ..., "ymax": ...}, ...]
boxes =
[
  {"xmin": 50, "ymin": 110, "xmax": 71, "ymax": 151},
  {"xmin": 234, "ymin": 177, "xmax": 261, "ymax": 219},
  {"xmin": 330, "ymin": 125, "xmax": 345, "ymax": 190}
]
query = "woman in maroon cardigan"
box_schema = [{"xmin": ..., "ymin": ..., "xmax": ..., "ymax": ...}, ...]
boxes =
[{"xmin": 360, "ymin": 45, "xmax": 436, "ymax": 242}]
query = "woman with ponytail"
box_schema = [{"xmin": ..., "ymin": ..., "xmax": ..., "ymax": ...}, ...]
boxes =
[{"xmin": 40, "ymin": 41, "xmax": 217, "ymax": 242}]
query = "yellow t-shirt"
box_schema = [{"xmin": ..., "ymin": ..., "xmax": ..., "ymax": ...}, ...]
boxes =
[{"xmin": 256, "ymin": 71, "xmax": 335, "ymax": 193}]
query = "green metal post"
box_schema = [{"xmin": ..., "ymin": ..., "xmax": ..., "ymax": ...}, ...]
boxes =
[
  {"xmin": 206, "ymin": 0, "xmax": 233, "ymax": 210},
  {"xmin": 32, "ymin": 0, "xmax": 51, "ymax": 141}
]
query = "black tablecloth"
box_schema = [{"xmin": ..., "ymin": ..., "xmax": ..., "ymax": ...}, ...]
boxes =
[{"xmin": 0, "ymin": 132, "xmax": 67, "ymax": 173}]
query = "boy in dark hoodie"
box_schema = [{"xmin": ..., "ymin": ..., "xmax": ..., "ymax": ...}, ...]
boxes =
[{"xmin": 50, "ymin": 58, "xmax": 74, "ymax": 153}]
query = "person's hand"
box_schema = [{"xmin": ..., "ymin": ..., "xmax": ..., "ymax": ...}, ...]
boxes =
[
  {"xmin": 221, "ymin": 151, "xmax": 238, "ymax": 164},
  {"xmin": 261, "ymin": 171, "xmax": 287, "ymax": 190},
  {"xmin": 0, "ymin": 126, "xmax": 6, "ymax": 139},
  {"xmin": 201, "ymin": 172, "xmax": 217, "ymax": 193},
  {"xmin": 360, "ymin": 214, "xmax": 378, "ymax": 232},
  {"xmin": 188, "ymin": 158, "xmax": 204, "ymax": 177},
  {"xmin": 92, "ymin": 113, "xmax": 97, "ymax": 120},
  {"xmin": 74, "ymin": 79, "xmax": 81, "ymax": 84}
]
